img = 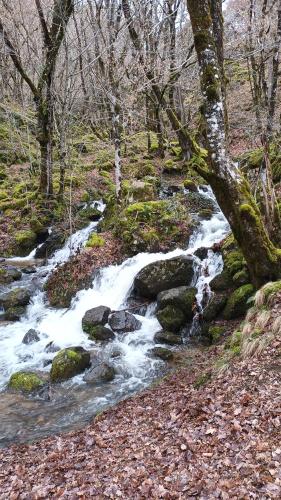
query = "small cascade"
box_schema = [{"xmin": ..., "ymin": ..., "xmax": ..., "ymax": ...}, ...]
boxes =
[{"xmin": 0, "ymin": 189, "xmax": 230, "ymax": 445}]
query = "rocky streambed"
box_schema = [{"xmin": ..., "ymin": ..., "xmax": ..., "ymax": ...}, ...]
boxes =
[{"xmin": 0, "ymin": 189, "xmax": 231, "ymax": 446}]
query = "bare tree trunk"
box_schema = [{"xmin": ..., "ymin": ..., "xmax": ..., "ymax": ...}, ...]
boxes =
[{"xmin": 186, "ymin": 0, "xmax": 281, "ymax": 287}]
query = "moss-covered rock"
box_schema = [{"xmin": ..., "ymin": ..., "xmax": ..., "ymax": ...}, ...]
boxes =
[
  {"xmin": 87, "ymin": 325, "xmax": 115, "ymax": 342},
  {"xmin": 156, "ymin": 305, "xmax": 186, "ymax": 332},
  {"xmin": 210, "ymin": 269, "xmax": 234, "ymax": 291},
  {"xmin": 163, "ymin": 159, "xmax": 183, "ymax": 174},
  {"xmin": 117, "ymin": 200, "xmax": 190, "ymax": 254},
  {"xmin": 157, "ymin": 286, "xmax": 197, "ymax": 321},
  {"xmin": 223, "ymin": 284, "xmax": 254, "ymax": 320},
  {"xmin": 82, "ymin": 306, "xmax": 111, "ymax": 336},
  {"xmin": 122, "ymin": 180, "xmax": 156, "ymax": 203},
  {"xmin": 0, "ymin": 287, "xmax": 31, "ymax": 310},
  {"xmin": 15, "ymin": 230, "xmax": 36, "ymax": 254},
  {"xmin": 134, "ymin": 256, "xmax": 195, "ymax": 298},
  {"xmin": 184, "ymin": 192, "xmax": 217, "ymax": 214},
  {"xmin": 154, "ymin": 330, "xmax": 183, "ymax": 345},
  {"xmin": 0, "ymin": 266, "xmax": 22, "ymax": 284},
  {"xmin": 148, "ymin": 346, "xmax": 174, "ymax": 361},
  {"xmin": 78, "ymin": 206, "xmax": 101, "ymax": 222},
  {"xmin": 135, "ymin": 162, "xmax": 156, "ymax": 179},
  {"xmin": 183, "ymin": 179, "xmax": 197, "ymax": 192},
  {"xmin": 4, "ymin": 306, "xmax": 26, "ymax": 321},
  {"xmin": 203, "ymin": 294, "xmax": 227, "ymax": 321},
  {"xmin": 209, "ymin": 325, "xmax": 225, "ymax": 343},
  {"xmin": 50, "ymin": 347, "xmax": 91, "ymax": 382},
  {"xmin": 8, "ymin": 371, "xmax": 45, "ymax": 393}
]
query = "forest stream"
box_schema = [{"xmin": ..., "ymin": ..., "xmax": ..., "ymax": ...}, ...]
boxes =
[{"xmin": 0, "ymin": 188, "xmax": 229, "ymax": 447}]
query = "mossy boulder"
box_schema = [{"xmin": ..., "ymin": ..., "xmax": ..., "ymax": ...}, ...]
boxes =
[
  {"xmin": 210, "ymin": 269, "xmax": 234, "ymax": 291},
  {"xmin": 78, "ymin": 206, "xmax": 101, "ymax": 222},
  {"xmin": 163, "ymin": 159, "xmax": 183, "ymax": 174},
  {"xmin": 8, "ymin": 371, "xmax": 45, "ymax": 393},
  {"xmin": 154, "ymin": 331, "xmax": 183, "ymax": 345},
  {"xmin": 82, "ymin": 306, "xmax": 111, "ymax": 336},
  {"xmin": 223, "ymin": 284, "xmax": 254, "ymax": 320},
  {"xmin": 203, "ymin": 294, "xmax": 227, "ymax": 321},
  {"xmin": 157, "ymin": 286, "xmax": 197, "ymax": 321},
  {"xmin": 4, "ymin": 306, "xmax": 26, "ymax": 321},
  {"xmin": 148, "ymin": 347, "xmax": 174, "ymax": 361},
  {"xmin": 156, "ymin": 305, "xmax": 186, "ymax": 332},
  {"xmin": 87, "ymin": 325, "xmax": 115, "ymax": 342},
  {"xmin": 50, "ymin": 347, "xmax": 91, "ymax": 382},
  {"xmin": 0, "ymin": 266, "xmax": 22, "ymax": 284},
  {"xmin": 117, "ymin": 200, "xmax": 190, "ymax": 254},
  {"xmin": 0, "ymin": 287, "xmax": 31, "ymax": 310},
  {"xmin": 135, "ymin": 162, "xmax": 156, "ymax": 179},
  {"xmin": 15, "ymin": 230, "xmax": 36, "ymax": 254},
  {"xmin": 183, "ymin": 179, "xmax": 197, "ymax": 192},
  {"xmin": 122, "ymin": 180, "xmax": 156, "ymax": 202},
  {"xmin": 184, "ymin": 192, "xmax": 217, "ymax": 214},
  {"xmin": 134, "ymin": 256, "xmax": 196, "ymax": 298}
]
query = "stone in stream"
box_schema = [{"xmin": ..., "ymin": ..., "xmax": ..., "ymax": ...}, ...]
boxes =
[
  {"xmin": 22, "ymin": 329, "xmax": 40, "ymax": 345},
  {"xmin": 108, "ymin": 310, "xmax": 142, "ymax": 333},
  {"xmin": 22, "ymin": 266, "xmax": 37, "ymax": 274},
  {"xmin": 156, "ymin": 305, "xmax": 186, "ymax": 333},
  {"xmin": 34, "ymin": 231, "xmax": 65, "ymax": 259},
  {"xmin": 157, "ymin": 286, "xmax": 197, "ymax": 321},
  {"xmin": 83, "ymin": 363, "xmax": 116, "ymax": 384},
  {"xmin": 87, "ymin": 325, "xmax": 115, "ymax": 342},
  {"xmin": 4, "ymin": 306, "xmax": 26, "ymax": 321},
  {"xmin": 0, "ymin": 287, "xmax": 31, "ymax": 311},
  {"xmin": 50, "ymin": 346, "xmax": 91, "ymax": 382},
  {"xmin": 203, "ymin": 294, "xmax": 227, "ymax": 321},
  {"xmin": 8, "ymin": 371, "xmax": 46, "ymax": 393},
  {"xmin": 154, "ymin": 331, "xmax": 183, "ymax": 345},
  {"xmin": 45, "ymin": 341, "xmax": 60, "ymax": 353},
  {"xmin": 148, "ymin": 347, "xmax": 174, "ymax": 361},
  {"xmin": 134, "ymin": 256, "xmax": 196, "ymax": 299},
  {"xmin": 0, "ymin": 266, "xmax": 22, "ymax": 284},
  {"xmin": 194, "ymin": 247, "xmax": 209, "ymax": 260},
  {"xmin": 82, "ymin": 306, "xmax": 111, "ymax": 336}
]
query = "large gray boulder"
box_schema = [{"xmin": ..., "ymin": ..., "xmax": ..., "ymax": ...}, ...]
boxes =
[
  {"xmin": 83, "ymin": 363, "xmax": 116, "ymax": 384},
  {"xmin": 156, "ymin": 305, "xmax": 186, "ymax": 333},
  {"xmin": 82, "ymin": 306, "xmax": 111, "ymax": 336},
  {"xmin": 157, "ymin": 286, "xmax": 197, "ymax": 320},
  {"xmin": 108, "ymin": 311, "xmax": 142, "ymax": 333},
  {"xmin": 0, "ymin": 287, "xmax": 31, "ymax": 311},
  {"xmin": 154, "ymin": 331, "xmax": 183, "ymax": 345},
  {"xmin": 134, "ymin": 256, "xmax": 196, "ymax": 298}
]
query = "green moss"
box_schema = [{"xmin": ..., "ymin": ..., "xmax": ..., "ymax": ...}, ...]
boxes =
[
  {"xmin": 81, "ymin": 191, "xmax": 90, "ymax": 203},
  {"xmin": 223, "ymin": 284, "xmax": 254, "ymax": 319},
  {"xmin": 194, "ymin": 371, "xmax": 212, "ymax": 389},
  {"xmin": 121, "ymin": 179, "xmax": 156, "ymax": 202},
  {"xmin": 15, "ymin": 229, "xmax": 36, "ymax": 249},
  {"xmin": 0, "ymin": 190, "xmax": 8, "ymax": 200},
  {"xmin": 30, "ymin": 217, "xmax": 44, "ymax": 234},
  {"xmin": 209, "ymin": 325, "xmax": 225, "ymax": 343},
  {"xmin": 135, "ymin": 162, "xmax": 156, "ymax": 179},
  {"xmin": 262, "ymin": 280, "xmax": 281, "ymax": 302},
  {"xmin": 183, "ymin": 179, "xmax": 197, "ymax": 191},
  {"xmin": 50, "ymin": 347, "xmax": 90, "ymax": 382},
  {"xmin": 163, "ymin": 159, "xmax": 183, "ymax": 173},
  {"xmin": 85, "ymin": 233, "xmax": 105, "ymax": 248},
  {"xmin": 8, "ymin": 371, "xmax": 45, "ymax": 392},
  {"xmin": 224, "ymin": 250, "xmax": 246, "ymax": 276}
]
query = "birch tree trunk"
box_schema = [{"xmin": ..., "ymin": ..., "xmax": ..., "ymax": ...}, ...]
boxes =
[{"xmin": 186, "ymin": 0, "xmax": 281, "ymax": 287}]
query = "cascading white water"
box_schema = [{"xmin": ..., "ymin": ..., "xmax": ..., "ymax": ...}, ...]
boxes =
[{"xmin": 0, "ymin": 189, "xmax": 230, "ymax": 444}]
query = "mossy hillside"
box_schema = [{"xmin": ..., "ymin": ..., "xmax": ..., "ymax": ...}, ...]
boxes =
[
  {"xmin": 116, "ymin": 199, "xmax": 191, "ymax": 254},
  {"xmin": 8, "ymin": 371, "xmax": 45, "ymax": 393},
  {"xmin": 240, "ymin": 140, "xmax": 281, "ymax": 182}
]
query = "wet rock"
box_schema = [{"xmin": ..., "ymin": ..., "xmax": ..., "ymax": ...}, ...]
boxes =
[
  {"xmin": 154, "ymin": 331, "xmax": 183, "ymax": 345},
  {"xmin": 8, "ymin": 371, "xmax": 45, "ymax": 393},
  {"xmin": 148, "ymin": 347, "xmax": 174, "ymax": 361},
  {"xmin": 83, "ymin": 363, "xmax": 116, "ymax": 384},
  {"xmin": 203, "ymin": 294, "xmax": 227, "ymax": 321},
  {"xmin": 156, "ymin": 305, "xmax": 186, "ymax": 333},
  {"xmin": 0, "ymin": 287, "xmax": 31, "ymax": 310},
  {"xmin": 45, "ymin": 341, "xmax": 60, "ymax": 353},
  {"xmin": 87, "ymin": 325, "xmax": 115, "ymax": 342},
  {"xmin": 157, "ymin": 286, "xmax": 197, "ymax": 321},
  {"xmin": 108, "ymin": 310, "xmax": 142, "ymax": 333},
  {"xmin": 184, "ymin": 192, "xmax": 217, "ymax": 214},
  {"xmin": 210, "ymin": 269, "xmax": 234, "ymax": 291},
  {"xmin": 0, "ymin": 265, "xmax": 22, "ymax": 284},
  {"xmin": 4, "ymin": 306, "xmax": 26, "ymax": 321},
  {"xmin": 22, "ymin": 266, "xmax": 37, "ymax": 274},
  {"xmin": 110, "ymin": 350, "xmax": 123, "ymax": 358},
  {"xmin": 22, "ymin": 329, "xmax": 40, "ymax": 345},
  {"xmin": 223, "ymin": 284, "xmax": 254, "ymax": 320},
  {"xmin": 34, "ymin": 231, "xmax": 65, "ymax": 259},
  {"xmin": 134, "ymin": 256, "xmax": 196, "ymax": 299},
  {"xmin": 194, "ymin": 247, "xmax": 209, "ymax": 260},
  {"xmin": 50, "ymin": 346, "xmax": 91, "ymax": 382},
  {"xmin": 82, "ymin": 306, "xmax": 111, "ymax": 336},
  {"xmin": 43, "ymin": 359, "xmax": 52, "ymax": 367}
]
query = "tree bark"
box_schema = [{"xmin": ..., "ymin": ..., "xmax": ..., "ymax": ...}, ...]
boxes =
[{"xmin": 186, "ymin": 0, "xmax": 281, "ymax": 287}]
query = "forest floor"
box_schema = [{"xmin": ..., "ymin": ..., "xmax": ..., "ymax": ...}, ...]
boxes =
[{"xmin": 1, "ymin": 324, "xmax": 281, "ymax": 499}]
